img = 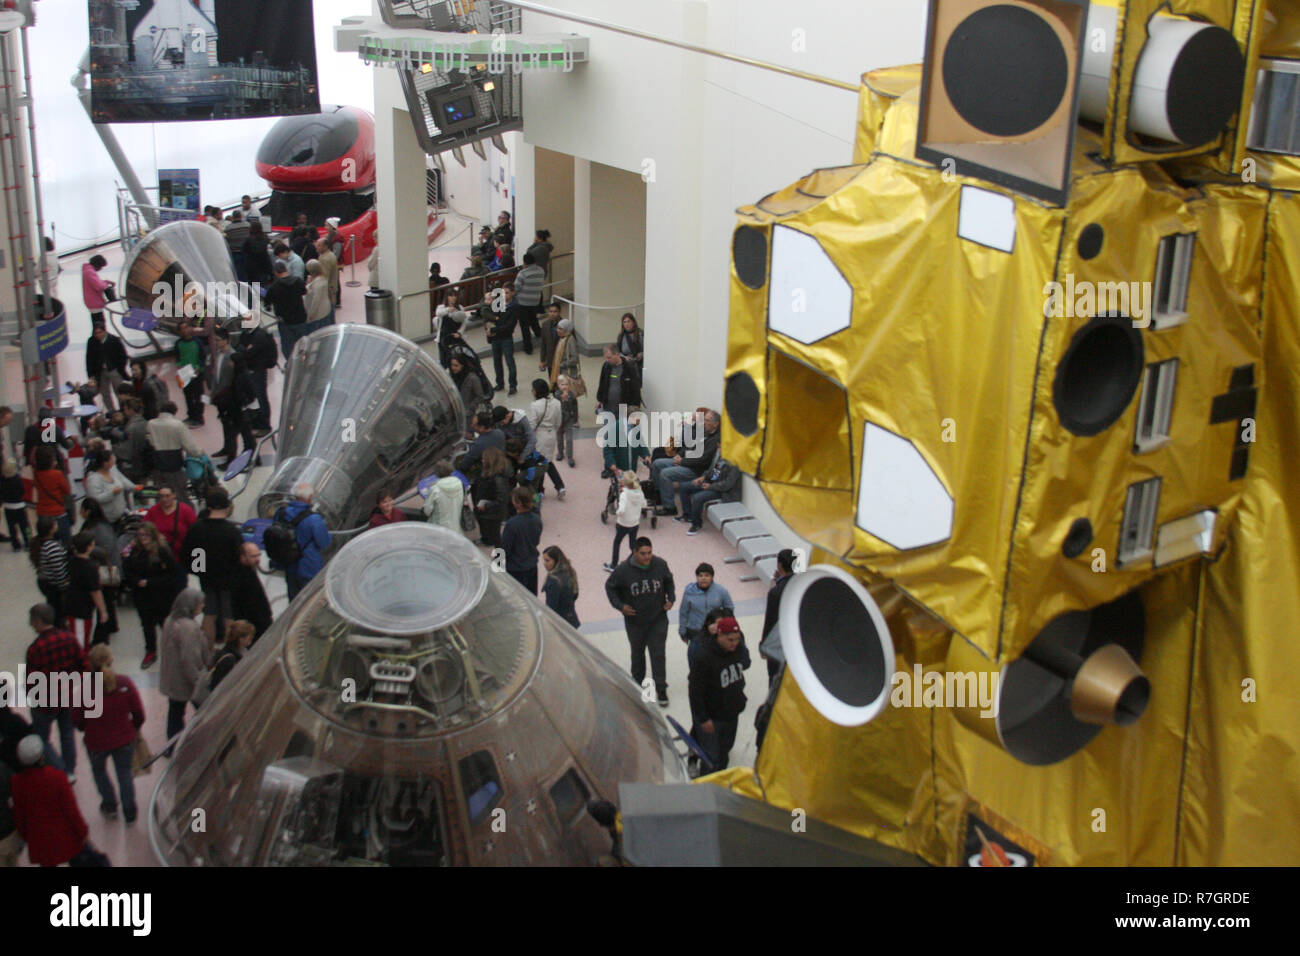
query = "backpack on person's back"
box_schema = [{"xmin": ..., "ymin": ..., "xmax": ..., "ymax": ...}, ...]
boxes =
[{"xmin": 264, "ymin": 506, "xmax": 311, "ymax": 567}]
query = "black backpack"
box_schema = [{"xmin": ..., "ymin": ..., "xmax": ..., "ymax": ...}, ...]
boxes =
[{"xmin": 264, "ymin": 507, "xmax": 311, "ymax": 567}]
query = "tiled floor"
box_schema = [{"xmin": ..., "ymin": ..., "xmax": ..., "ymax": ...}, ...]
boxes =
[{"xmin": 1, "ymin": 238, "xmax": 774, "ymax": 866}]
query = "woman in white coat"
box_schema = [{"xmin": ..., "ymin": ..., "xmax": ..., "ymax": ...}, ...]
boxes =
[
  {"xmin": 422, "ymin": 459, "xmax": 466, "ymax": 534},
  {"xmin": 83, "ymin": 450, "xmax": 136, "ymax": 526},
  {"xmin": 527, "ymin": 378, "xmax": 567, "ymax": 498}
]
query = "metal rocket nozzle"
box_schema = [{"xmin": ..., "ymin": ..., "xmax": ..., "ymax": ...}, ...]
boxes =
[{"xmin": 1023, "ymin": 639, "xmax": 1151, "ymax": 728}]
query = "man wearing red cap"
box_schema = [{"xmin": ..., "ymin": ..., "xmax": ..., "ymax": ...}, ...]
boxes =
[{"xmin": 688, "ymin": 615, "xmax": 751, "ymax": 771}]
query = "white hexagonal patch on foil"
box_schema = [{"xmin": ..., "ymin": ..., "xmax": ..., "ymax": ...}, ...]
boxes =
[
  {"xmin": 856, "ymin": 422, "xmax": 953, "ymax": 550},
  {"xmin": 767, "ymin": 225, "xmax": 852, "ymax": 344}
]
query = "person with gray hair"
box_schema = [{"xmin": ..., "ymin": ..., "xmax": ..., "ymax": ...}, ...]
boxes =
[
  {"xmin": 652, "ymin": 409, "xmax": 721, "ymax": 514},
  {"xmin": 304, "ymin": 258, "xmax": 332, "ymax": 324},
  {"xmin": 158, "ymin": 588, "xmax": 212, "ymax": 746},
  {"xmin": 275, "ymin": 482, "xmax": 332, "ymax": 600}
]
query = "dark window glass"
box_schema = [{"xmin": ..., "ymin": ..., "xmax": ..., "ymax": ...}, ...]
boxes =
[
  {"xmin": 459, "ymin": 751, "xmax": 503, "ymax": 825},
  {"xmin": 549, "ymin": 768, "xmax": 590, "ymax": 826}
]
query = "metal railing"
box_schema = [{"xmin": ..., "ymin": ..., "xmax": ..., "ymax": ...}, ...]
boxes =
[
  {"xmin": 115, "ymin": 189, "xmax": 274, "ymax": 255},
  {"xmin": 427, "ymin": 251, "xmax": 574, "ymax": 329}
]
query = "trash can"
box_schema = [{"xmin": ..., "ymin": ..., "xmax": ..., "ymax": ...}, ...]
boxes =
[{"xmin": 365, "ymin": 288, "xmax": 397, "ymax": 331}]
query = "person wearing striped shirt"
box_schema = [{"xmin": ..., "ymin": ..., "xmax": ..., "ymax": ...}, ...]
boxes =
[
  {"xmin": 512, "ymin": 252, "xmax": 546, "ymax": 355},
  {"xmin": 30, "ymin": 516, "xmax": 70, "ymax": 622}
]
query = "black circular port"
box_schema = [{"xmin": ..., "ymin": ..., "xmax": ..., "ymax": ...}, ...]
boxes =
[
  {"xmin": 1164, "ymin": 26, "xmax": 1245, "ymax": 146},
  {"xmin": 1077, "ymin": 224, "xmax": 1104, "ymax": 260},
  {"xmin": 724, "ymin": 372, "xmax": 760, "ymax": 437},
  {"xmin": 1052, "ymin": 315, "xmax": 1144, "ymax": 436},
  {"xmin": 733, "ymin": 226, "xmax": 768, "ymax": 290},
  {"xmin": 943, "ymin": 5, "xmax": 1070, "ymax": 138},
  {"xmin": 999, "ymin": 591, "xmax": 1145, "ymax": 765},
  {"xmin": 798, "ymin": 576, "xmax": 887, "ymax": 707},
  {"xmin": 1062, "ymin": 518, "xmax": 1093, "ymax": 558}
]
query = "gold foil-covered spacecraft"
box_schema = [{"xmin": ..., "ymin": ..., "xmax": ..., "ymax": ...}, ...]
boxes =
[{"xmin": 720, "ymin": 0, "xmax": 1300, "ymax": 865}]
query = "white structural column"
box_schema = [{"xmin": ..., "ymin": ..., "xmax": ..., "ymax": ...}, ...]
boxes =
[
  {"xmin": 513, "ymin": 138, "xmax": 536, "ymax": 259},
  {"xmin": 516, "ymin": 141, "xmax": 576, "ymax": 300},
  {"xmin": 373, "ymin": 66, "xmax": 432, "ymax": 340},
  {"xmin": 572, "ymin": 159, "xmax": 646, "ymax": 348}
]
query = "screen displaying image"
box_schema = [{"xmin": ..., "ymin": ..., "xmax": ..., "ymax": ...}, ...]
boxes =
[
  {"xmin": 88, "ymin": 0, "xmax": 321, "ymax": 123},
  {"xmin": 441, "ymin": 96, "xmax": 476, "ymax": 124},
  {"xmin": 158, "ymin": 168, "xmax": 201, "ymax": 222}
]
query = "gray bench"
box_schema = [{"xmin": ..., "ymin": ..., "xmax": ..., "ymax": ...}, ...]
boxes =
[
  {"xmin": 738, "ymin": 534, "xmax": 781, "ymax": 564},
  {"xmin": 706, "ymin": 502, "xmax": 752, "ymax": 530},
  {"xmin": 737, "ymin": 535, "xmax": 782, "ymax": 582},
  {"xmin": 723, "ymin": 518, "xmax": 768, "ymax": 548}
]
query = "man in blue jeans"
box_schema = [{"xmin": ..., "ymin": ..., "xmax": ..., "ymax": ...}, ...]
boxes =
[
  {"xmin": 488, "ymin": 285, "xmax": 519, "ymax": 395},
  {"xmin": 24, "ymin": 604, "xmax": 86, "ymax": 780},
  {"xmin": 653, "ymin": 409, "xmax": 721, "ymax": 514}
]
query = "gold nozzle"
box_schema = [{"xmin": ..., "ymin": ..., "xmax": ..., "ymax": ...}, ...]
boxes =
[{"xmin": 1070, "ymin": 644, "xmax": 1150, "ymax": 727}]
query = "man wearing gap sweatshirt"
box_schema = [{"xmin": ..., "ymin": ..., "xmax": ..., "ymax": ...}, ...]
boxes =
[
  {"xmin": 688, "ymin": 616, "xmax": 751, "ymax": 771},
  {"xmin": 604, "ymin": 537, "xmax": 676, "ymax": 706}
]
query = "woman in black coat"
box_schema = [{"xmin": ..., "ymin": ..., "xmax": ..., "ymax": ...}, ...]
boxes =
[
  {"xmin": 541, "ymin": 546, "xmax": 580, "ymax": 627},
  {"xmin": 123, "ymin": 520, "xmax": 180, "ymax": 669},
  {"xmin": 472, "ymin": 447, "xmax": 514, "ymax": 548}
]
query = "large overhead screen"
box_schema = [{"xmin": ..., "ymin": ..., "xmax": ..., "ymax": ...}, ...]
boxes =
[{"xmin": 88, "ymin": 0, "xmax": 321, "ymax": 123}]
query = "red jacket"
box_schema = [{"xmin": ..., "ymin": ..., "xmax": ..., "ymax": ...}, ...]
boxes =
[
  {"xmin": 74, "ymin": 675, "xmax": 144, "ymax": 752},
  {"xmin": 145, "ymin": 501, "xmax": 196, "ymax": 558},
  {"xmin": 33, "ymin": 467, "xmax": 70, "ymax": 517},
  {"xmin": 11, "ymin": 764, "xmax": 88, "ymax": 866},
  {"xmin": 367, "ymin": 507, "xmax": 407, "ymax": 529}
]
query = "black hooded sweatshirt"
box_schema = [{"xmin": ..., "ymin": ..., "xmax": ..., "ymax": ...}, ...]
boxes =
[
  {"xmin": 688, "ymin": 634, "xmax": 751, "ymax": 726},
  {"xmin": 605, "ymin": 555, "xmax": 675, "ymax": 626}
]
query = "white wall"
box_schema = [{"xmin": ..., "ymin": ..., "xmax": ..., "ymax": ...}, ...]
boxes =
[
  {"xmin": 514, "ymin": 0, "xmax": 926, "ymax": 551},
  {"xmin": 30, "ymin": 0, "xmax": 376, "ymax": 254},
  {"xmin": 519, "ymin": 0, "xmax": 927, "ymax": 411}
]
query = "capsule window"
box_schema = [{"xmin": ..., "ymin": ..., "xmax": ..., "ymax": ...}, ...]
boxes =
[
  {"xmin": 549, "ymin": 768, "xmax": 590, "ymax": 827},
  {"xmin": 1134, "ymin": 359, "xmax": 1178, "ymax": 453},
  {"xmin": 459, "ymin": 751, "xmax": 503, "ymax": 825},
  {"xmin": 1152, "ymin": 233, "xmax": 1195, "ymax": 329}
]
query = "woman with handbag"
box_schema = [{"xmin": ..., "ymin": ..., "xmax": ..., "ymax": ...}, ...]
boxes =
[
  {"xmin": 123, "ymin": 521, "xmax": 179, "ymax": 670},
  {"xmin": 527, "ymin": 379, "xmax": 567, "ymax": 497},
  {"xmin": 75, "ymin": 645, "xmax": 144, "ymax": 825},
  {"xmin": 29, "ymin": 516, "xmax": 69, "ymax": 623},
  {"xmin": 158, "ymin": 588, "xmax": 212, "ymax": 746},
  {"xmin": 550, "ymin": 319, "xmax": 584, "ymax": 393},
  {"xmin": 65, "ymin": 532, "xmax": 108, "ymax": 650},
  {"xmin": 83, "ymin": 450, "xmax": 135, "ymax": 527},
  {"xmin": 78, "ymin": 498, "xmax": 121, "ymax": 642},
  {"xmin": 32, "ymin": 446, "xmax": 72, "ymax": 543}
]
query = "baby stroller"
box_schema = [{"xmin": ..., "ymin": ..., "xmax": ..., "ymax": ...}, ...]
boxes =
[
  {"xmin": 600, "ymin": 464, "xmax": 658, "ymax": 529},
  {"xmin": 185, "ymin": 453, "xmax": 220, "ymax": 503}
]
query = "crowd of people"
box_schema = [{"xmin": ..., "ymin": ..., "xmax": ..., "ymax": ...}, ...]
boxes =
[{"xmin": 0, "ymin": 208, "xmax": 806, "ymax": 865}]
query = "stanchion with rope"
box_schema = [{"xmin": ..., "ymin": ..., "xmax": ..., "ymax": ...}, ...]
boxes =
[{"xmin": 345, "ymin": 233, "xmax": 362, "ymax": 287}]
